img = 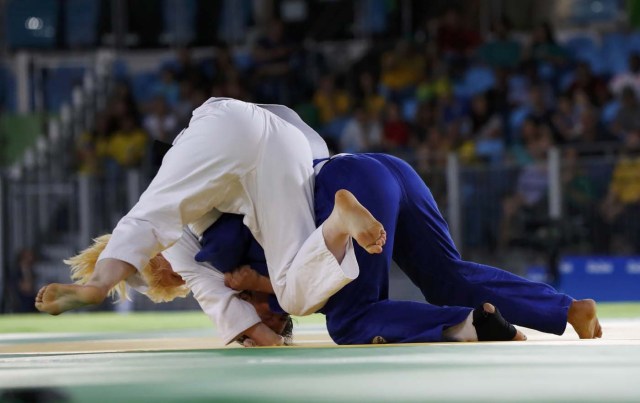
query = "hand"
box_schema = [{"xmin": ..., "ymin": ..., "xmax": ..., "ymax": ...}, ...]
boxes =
[{"xmin": 224, "ymin": 265, "xmax": 261, "ymax": 291}]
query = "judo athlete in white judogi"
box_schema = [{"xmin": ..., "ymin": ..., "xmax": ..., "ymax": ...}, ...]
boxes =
[{"xmin": 36, "ymin": 97, "xmax": 385, "ymax": 345}]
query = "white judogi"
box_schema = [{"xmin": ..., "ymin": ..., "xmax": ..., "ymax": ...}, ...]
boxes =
[{"xmin": 100, "ymin": 98, "xmax": 358, "ymax": 315}]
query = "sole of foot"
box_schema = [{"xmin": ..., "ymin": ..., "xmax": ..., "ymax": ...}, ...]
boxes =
[{"xmin": 334, "ymin": 189, "xmax": 386, "ymax": 254}]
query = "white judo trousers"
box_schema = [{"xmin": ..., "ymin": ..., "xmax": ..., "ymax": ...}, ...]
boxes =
[{"xmin": 100, "ymin": 98, "xmax": 359, "ymax": 316}]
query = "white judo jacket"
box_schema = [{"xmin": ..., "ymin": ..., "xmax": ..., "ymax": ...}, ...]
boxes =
[{"xmin": 102, "ymin": 98, "xmax": 359, "ymax": 343}]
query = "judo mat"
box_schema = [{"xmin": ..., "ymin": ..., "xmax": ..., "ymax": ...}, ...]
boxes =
[{"xmin": 1, "ymin": 304, "xmax": 639, "ymax": 402}]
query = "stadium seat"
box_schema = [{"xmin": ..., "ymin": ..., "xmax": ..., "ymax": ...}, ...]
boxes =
[
  {"xmin": 509, "ymin": 106, "xmax": 531, "ymax": 135},
  {"xmin": 131, "ymin": 72, "xmax": 161, "ymax": 104},
  {"xmin": 627, "ymin": 31, "xmax": 640, "ymax": 54},
  {"xmin": 44, "ymin": 67, "xmax": 86, "ymax": 112},
  {"xmin": 65, "ymin": 0, "xmax": 100, "ymax": 48},
  {"xmin": 601, "ymin": 100, "xmax": 620, "ymax": 124},
  {"xmin": 0, "ymin": 66, "xmax": 17, "ymax": 112},
  {"xmin": 563, "ymin": 35, "xmax": 604, "ymax": 73},
  {"xmin": 233, "ymin": 51, "xmax": 255, "ymax": 72},
  {"xmin": 601, "ymin": 32, "xmax": 629, "ymax": 75},
  {"xmin": 559, "ymin": 71, "xmax": 576, "ymax": 92},
  {"xmin": 401, "ymin": 98, "xmax": 418, "ymax": 121},
  {"xmin": 5, "ymin": 0, "xmax": 58, "ymax": 48},
  {"xmin": 453, "ymin": 66, "xmax": 495, "ymax": 99},
  {"xmin": 112, "ymin": 59, "xmax": 130, "ymax": 80}
]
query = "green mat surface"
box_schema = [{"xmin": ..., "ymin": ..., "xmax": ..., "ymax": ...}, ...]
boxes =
[{"xmin": 1, "ymin": 304, "xmax": 639, "ymax": 402}]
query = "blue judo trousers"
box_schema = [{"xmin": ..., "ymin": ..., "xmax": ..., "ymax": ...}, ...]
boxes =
[{"xmin": 196, "ymin": 153, "xmax": 574, "ymax": 344}]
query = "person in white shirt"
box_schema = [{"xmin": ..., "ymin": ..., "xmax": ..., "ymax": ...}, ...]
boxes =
[
  {"xmin": 610, "ymin": 53, "xmax": 640, "ymax": 99},
  {"xmin": 340, "ymin": 105, "xmax": 383, "ymax": 153},
  {"xmin": 143, "ymin": 96, "xmax": 179, "ymax": 143},
  {"xmin": 35, "ymin": 98, "xmax": 386, "ymax": 331}
]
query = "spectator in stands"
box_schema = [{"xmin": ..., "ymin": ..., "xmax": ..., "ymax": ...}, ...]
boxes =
[
  {"xmin": 485, "ymin": 67, "xmax": 511, "ymax": 116},
  {"xmin": 174, "ymin": 47, "xmax": 203, "ymax": 86},
  {"xmin": 439, "ymin": 88, "xmax": 468, "ymax": 125},
  {"xmin": 143, "ymin": 96, "xmax": 178, "ymax": 143},
  {"xmin": 597, "ymin": 130, "xmax": 640, "ymax": 253},
  {"xmin": 525, "ymin": 22, "xmax": 568, "ymax": 66},
  {"xmin": 468, "ymin": 94, "xmax": 505, "ymax": 164},
  {"xmin": 551, "ymin": 95, "xmax": 580, "ymax": 143},
  {"xmin": 611, "ymin": 86, "xmax": 640, "ymax": 139},
  {"xmin": 468, "ymin": 93, "xmax": 501, "ymax": 139},
  {"xmin": 11, "ymin": 249, "xmax": 37, "ymax": 313},
  {"xmin": 354, "ymin": 71, "xmax": 386, "ymax": 119},
  {"xmin": 252, "ymin": 19, "xmax": 296, "ymax": 104},
  {"xmin": 107, "ymin": 114, "xmax": 148, "ymax": 168},
  {"xmin": 526, "ymin": 86, "xmax": 555, "ymax": 137},
  {"xmin": 313, "ymin": 74, "xmax": 351, "ymax": 128},
  {"xmin": 561, "ymin": 147, "xmax": 596, "ymax": 219},
  {"xmin": 435, "ymin": 8, "xmax": 480, "ymax": 59},
  {"xmin": 479, "ymin": 17, "xmax": 521, "ymax": 69},
  {"xmin": 380, "ymin": 40, "xmax": 425, "ymax": 103},
  {"xmin": 499, "ymin": 127, "xmax": 552, "ymax": 249},
  {"xmin": 415, "ymin": 59, "xmax": 452, "ymax": 103},
  {"xmin": 212, "ymin": 69, "xmax": 250, "ymax": 101},
  {"xmin": 111, "ymin": 80, "xmax": 140, "ymax": 123},
  {"xmin": 572, "ymin": 105, "xmax": 618, "ymax": 153},
  {"xmin": 175, "ymin": 80, "xmax": 195, "ymax": 128},
  {"xmin": 382, "ymin": 102, "xmax": 410, "ymax": 150},
  {"xmin": 609, "ymin": 53, "xmax": 640, "ymax": 99},
  {"xmin": 410, "ymin": 101, "xmax": 437, "ymax": 146},
  {"xmin": 566, "ymin": 62, "xmax": 608, "ymax": 107},
  {"xmin": 340, "ymin": 104, "xmax": 383, "ymax": 153},
  {"xmin": 211, "ymin": 44, "xmax": 241, "ymax": 89},
  {"xmin": 152, "ymin": 67, "xmax": 180, "ymax": 107},
  {"xmin": 76, "ymin": 112, "xmax": 111, "ymax": 175}
]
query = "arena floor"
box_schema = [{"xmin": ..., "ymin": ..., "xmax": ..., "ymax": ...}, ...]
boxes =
[{"xmin": 1, "ymin": 304, "xmax": 640, "ymax": 402}]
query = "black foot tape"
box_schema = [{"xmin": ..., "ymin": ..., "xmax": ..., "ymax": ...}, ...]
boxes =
[{"xmin": 473, "ymin": 305, "xmax": 517, "ymax": 341}]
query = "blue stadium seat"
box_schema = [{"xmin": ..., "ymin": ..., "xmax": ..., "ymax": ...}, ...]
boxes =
[
  {"xmin": 559, "ymin": 71, "xmax": 576, "ymax": 91},
  {"xmin": 65, "ymin": 0, "xmax": 100, "ymax": 47},
  {"xmin": 465, "ymin": 66, "xmax": 496, "ymax": 94},
  {"xmin": 627, "ymin": 31, "xmax": 640, "ymax": 53},
  {"xmin": 112, "ymin": 59, "xmax": 130, "ymax": 80},
  {"xmin": 5, "ymin": 0, "xmax": 58, "ymax": 48},
  {"xmin": 563, "ymin": 35, "xmax": 604, "ymax": 73},
  {"xmin": 401, "ymin": 98, "xmax": 418, "ymax": 121},
  {"xmin": 131, "ymin": 72, "xmax": 161, "ymax": 104},
  {"xmin": 601, "ymin": 32, "xmax": 629, "ymax": 74},
  {"xmin": 0, "ymin": 66, "xmax": 17, "ymax": 112},
  {"xmin": 453, "ymin": 66, "xmax": 496, "ymax": 99},
  {"xmin": 44, "ymin": 67, "xmax": 86, "ymax": 112},
  {"xmin": 233, "ymin": 51, "xmax": 255, "ymax": 72},
  {"xmin": 509, "ymin": 106, "xmax": 531, "ymax": 135},
  {"xmin": 600, "ymin": 100, "xmax": 620, "ymax": 125}
]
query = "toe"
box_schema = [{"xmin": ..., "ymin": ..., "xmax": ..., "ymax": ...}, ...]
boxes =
[
  {"xmin": 482, "ymin": 302, "xmax": 496, "ymax": 313},
  {"xmin": 513, "ymin": 330, "xmax": 527, "ymax": 341}
]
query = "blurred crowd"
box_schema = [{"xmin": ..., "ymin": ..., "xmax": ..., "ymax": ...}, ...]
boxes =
[{"xmin": 75, "ymin": 11, "xmax": 640, "ymax": 254}]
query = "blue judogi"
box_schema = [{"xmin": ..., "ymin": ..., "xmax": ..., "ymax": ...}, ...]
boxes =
[{"xmin": 197, "ymin": 153, "xmax": 573, "ymax": 344}]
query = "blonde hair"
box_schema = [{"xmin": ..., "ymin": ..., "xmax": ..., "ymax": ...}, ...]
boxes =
[{"xmin": 64, "ymin": 234, "xmax": 190, "ymax": 303}]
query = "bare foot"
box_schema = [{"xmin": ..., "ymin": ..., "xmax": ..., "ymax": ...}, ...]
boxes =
[
  {"xmin": 482, "ymin": 303, "xmax": 527, "ymax": 341},
  {"xmin": 568, "ymin": 299, "xmax": 601, "ymax": 339},
  {"xmin": 35, "ymin": 283, "xmax": 106, "ymax": 315},
  {"xmin": 333, "ymin": 189, "xmax": 386, "ymax": 254}
]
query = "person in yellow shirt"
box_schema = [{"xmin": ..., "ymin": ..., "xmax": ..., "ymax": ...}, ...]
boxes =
[
  {"xmin": 313, "ymin": 75, "xmax": 351, "ymax": 125},
  {"xmin": 599, "ymin": 131, "xmax": 640, "ymax": 252},
  {"xmin": 107, "ymin": 114, "xmax": 148, "ymax": 168},
  {"xmin": 380, "ymin": 40, "xmax": 425, "ymax": 101}
]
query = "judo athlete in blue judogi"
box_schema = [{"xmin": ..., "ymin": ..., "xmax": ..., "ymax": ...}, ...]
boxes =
[{"xmin": 197, "ymin": 153, "xmax": 601, "ymax": 344}]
